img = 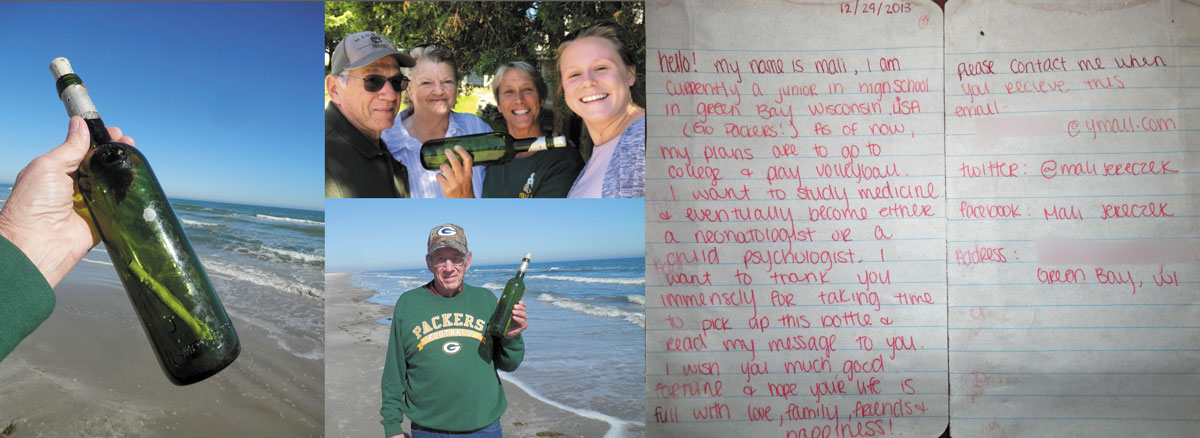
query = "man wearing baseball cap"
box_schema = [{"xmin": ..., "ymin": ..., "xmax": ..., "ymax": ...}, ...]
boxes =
[
  {"xmin": 326, "ymin": 31, "xmax": 417, "ymax": 198},
  {"xmin": 380, "ymin": 223, "xmax": 528, "ymax": 438}
]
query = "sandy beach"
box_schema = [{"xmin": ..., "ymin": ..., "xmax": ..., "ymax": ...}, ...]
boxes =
[
  {"xmin": 0, "ymin": 258, "xmax": 324, "ymax": 437},
  {"xmin": 325, "ymin": 272, "xmax": 618, "ymax": 438}
]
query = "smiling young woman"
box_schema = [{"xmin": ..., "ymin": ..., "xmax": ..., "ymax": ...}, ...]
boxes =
[{"xmin": 556, "ymin": 24, "xmax": 646, "ymax": 199}]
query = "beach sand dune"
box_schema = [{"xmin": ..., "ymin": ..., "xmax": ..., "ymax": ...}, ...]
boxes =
[
  {"xmin": 0, "ymin": 262, "xmax": 323, "ymax": 437},
  {"xmin": 325, "ymin": 273, "xmax": 616, "ymax": 438}
]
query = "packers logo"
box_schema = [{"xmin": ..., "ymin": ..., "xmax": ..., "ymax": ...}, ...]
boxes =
[
  {"xmin": 442, "ymin": 341, "xmax": 462, "ymax": 355},
  {"xmin": 437, "ymin": 226, "xmax": 457, "ymax": 236}
]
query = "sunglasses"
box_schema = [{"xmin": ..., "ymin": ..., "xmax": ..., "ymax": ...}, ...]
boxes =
[{"xmin": 344, "ymin": 73, "xmax": 409, "ymax": 92}]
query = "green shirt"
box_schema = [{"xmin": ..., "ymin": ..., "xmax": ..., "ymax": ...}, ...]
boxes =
[
  {"xmin": 380, "ymin": 282, "xmax": 524, "ymax": 436},
  {"xmin": 0, "ymin": 235, "xmax": 55, "ymax": 360},
  {"xmin": 482, "ymin": 146, "xmax": 583, "ymax": 198}
]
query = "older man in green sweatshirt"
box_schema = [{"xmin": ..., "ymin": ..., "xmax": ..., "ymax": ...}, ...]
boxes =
[{"xmin": 380, "ymin": 223, "xmax": 528, "ymax": 438}]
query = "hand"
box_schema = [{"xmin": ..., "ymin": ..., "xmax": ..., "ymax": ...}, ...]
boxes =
[
  {"xmin": 386, "ymin": 435, "xmax": 406, "ymax": 438},
  {"xmin": 435, "ymin": 145, "xmax": 475, "ymax": 198},
  {"xmin": 0, "ymin": 116, "xmax": 133, "ymax": 287},
  {"xmin": 505, "ymin": 300, "xmax": 527, "ymax": 337}
]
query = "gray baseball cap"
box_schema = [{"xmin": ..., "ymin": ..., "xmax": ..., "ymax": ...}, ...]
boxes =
[
  {"xmin": 427, "ymin": 223, "xmax": 468, "ymax": 255},
  {"xmin": 330, "ymin": 31, "xmax": 415, "ymax": 75}
]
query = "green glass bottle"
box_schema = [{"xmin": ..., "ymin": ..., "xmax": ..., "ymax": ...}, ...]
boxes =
[
  {"xmin": 51, "ymin": 57, "xmax": 239, "ymax": 385},
  {"xmin": 486, "ymin": 253, "xmax": 531, "ymax": 338},
  {"xmin": 420, "ymin": 133, "xmax": 567, "ymax": 170}
]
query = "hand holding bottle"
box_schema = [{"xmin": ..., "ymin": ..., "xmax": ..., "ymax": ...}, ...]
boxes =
[
  {"xmin": 505, "ymin": 300, "xmax": 528, "ymax": 338},
  {"xmin": 435, "ymin": 145, "xmax": 475, "ymax": 198},
  {"xmin": 0, "ymin": 116, "xmax": 133, "ymax": 287}
]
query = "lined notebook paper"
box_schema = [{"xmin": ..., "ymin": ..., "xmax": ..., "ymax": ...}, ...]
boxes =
[
  {"xmin": 944, "ymin": 1, "xmax": 1200, "ymax": 437},
  {"xmin": 645, "ymin": 0, "xmax": 1198, "ymax": 436}
]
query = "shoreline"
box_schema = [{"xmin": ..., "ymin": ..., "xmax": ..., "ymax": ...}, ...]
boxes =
[
  {"xmin": 0, "ymin": 261, "xmax": 323, "ymax": 437},
  {"xmin": 325, "ymin": 272, "xmax": 622, "ymax": 438}
]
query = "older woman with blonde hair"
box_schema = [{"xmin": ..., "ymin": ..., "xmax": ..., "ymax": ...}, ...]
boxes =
[
  {"xmin": 381, "ymin": 44, "xmax": 489, "ymax": 198},
  {"xmin": 557, "ymin": 24, "xmax": 645, "ymax": 198}
]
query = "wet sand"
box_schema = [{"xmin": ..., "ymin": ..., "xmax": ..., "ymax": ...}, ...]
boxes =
[
  {"xmin": 0, "ymin": 260, "xmax": 323, "ymax": 437},
  {"xmin": 325, "ymin": 272, "xmax": 613, "ymax": 438}
]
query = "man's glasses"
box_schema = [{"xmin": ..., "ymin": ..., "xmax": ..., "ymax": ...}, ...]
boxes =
[
  {"xmin": 344, "ymin": 73, "xmax": 408, "ymax": 92},
  {"xmin": 431, "ymin": 255, "xmax": 466, "ymax": 266}
]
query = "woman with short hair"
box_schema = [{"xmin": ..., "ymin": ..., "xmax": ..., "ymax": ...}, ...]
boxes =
[
  {"xmin": 481, "ymin": 61, "xmax": 583, "ymax": 198},
  {"xmin": 381, "ymin": 44, "xmax": 489, "ymax": 198}
]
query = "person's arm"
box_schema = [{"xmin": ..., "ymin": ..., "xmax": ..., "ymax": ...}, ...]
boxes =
[
  {"xmin": 615, "ymin": 118, "xmax": 646, "ymax": 198},
  {"xmin": 0, "ymin": 116, "xmax": 132, "ymax": 361},
  {"xmin": 494, "ymin": 334, "xmax": 525, "ymax": 372},
  {"xmin": 494, "ymin": 300, "xmax": 527, "ymax": 371},
  {"xmin": 380, "ymin": 316, "xmax": 410, "ymax": 438},
  {"xmin": 0, "ymin": 235, "xmax": 55, "ymax": 360}
]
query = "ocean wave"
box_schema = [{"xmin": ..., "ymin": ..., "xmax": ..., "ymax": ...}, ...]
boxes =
[
  {"xmin": 626, "ymin": 295, "xmax": 645, "ymax": 306},
  {"xmin": 203, "ymin": 259, "xmax": 323, "ymax": 300},
  {"xmin": 79, "ymin": 257, "xmax": 114, "ymax": 266},
  {"xmin": 254, "ymin": 214, "xmax": 325, "ymax": 227},
  {"xmin": 229, "ymin": 246, "xmax": 324, "ymax": 266},
  {"xmin": 482, "ymin": 281, "xmax": 506, "ymax": 290},
  {"xmin": 181, "ymin": 219, "xmax": 219, "ymax": 228},
  {"xmin": 362, "ymin": 273, "xmax": 421, "ymax": 281},
  {"xmin": 173, "ymin": 203, "xmax": 216, "ymax": 213},
  {"xmin": 526, "ymin": 274, "xmax": 644, "ymax": 286},
  {"xmin": 470, "ymin": 268, "xmax": 514, "ymax": 274},
  {"xmin": 537, "ymin": 293, "xmax": 645, "ymax": 328},
  {"xmin": 263, "ymin": 246, "xmax": 325, "ymax": 264}
]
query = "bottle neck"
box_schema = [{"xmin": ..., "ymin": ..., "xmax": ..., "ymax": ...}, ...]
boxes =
[
  {"xmin": 515, "ymin": 257, "xmax": 530, "ymax": 279},
  {"xmin": 56, "ymin": 73, "xmax": 110, "ymax": 147},
  {"xmin": 513, "ymin": 136, "xmax": 566, "ymax": 153},
  {"xmin": 85, "ymin": 117, "xmax": 112, "ymax": 145}
]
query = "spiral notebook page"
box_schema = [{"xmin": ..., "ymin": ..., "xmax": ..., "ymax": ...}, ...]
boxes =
[
  {"xmin": 645, "ymin": 0, "xmax": 949, "ymax": 436},
  {"xmin": 944, "ymin": 1, "xmax": 1200, "ymax": 437}
]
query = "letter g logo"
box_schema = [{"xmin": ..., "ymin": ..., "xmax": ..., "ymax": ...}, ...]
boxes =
[{"xmin": 442, "ymin": 341, "xmax": 461, "ymax": 355}]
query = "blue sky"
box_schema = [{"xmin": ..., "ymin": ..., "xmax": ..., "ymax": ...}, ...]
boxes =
[
  {"xmin": 0, "ymin": 2, "xmax": 323, "ymax": 211},
  {"xmin": 326, "ymin": 199, "xmax": 646, "ymax": 271}
]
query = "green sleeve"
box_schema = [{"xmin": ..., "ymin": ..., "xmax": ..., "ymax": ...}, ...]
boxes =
[
  {"xmin": 494, "ymin": 333, "xmax": 525, "ymax": 372},
  {"xmin": 0, "ymin": 235, "xmax": 56, "ymax": 361},
  {"xmin": 380, "ymin": 315, "xmax": 410, "ymax": 437},
  {"xmin": 533, "ymin": 148, "xmax": 584, "ymax": 198}
]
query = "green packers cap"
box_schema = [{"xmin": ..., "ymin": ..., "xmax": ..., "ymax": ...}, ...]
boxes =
[
  {"xmin": 428, "ymin": 223, "xmax": 468, "ymax": 255},
  {"xmin": 330, "ymin": 31, "xmax": 416, "ymax": 75}
]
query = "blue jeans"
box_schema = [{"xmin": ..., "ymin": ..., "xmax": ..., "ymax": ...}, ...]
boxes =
[{"xmin": 411, "ymin": 420, "xmax": 502, "ymax": 438}]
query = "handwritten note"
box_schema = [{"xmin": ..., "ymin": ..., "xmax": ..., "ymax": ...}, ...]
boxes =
[
  {"xmin": 945, "ymin": 1, "xmax": 1200, "ymax": 437},
  {"xmin": 646, "ymin": 1, "xmax": 949, "ymax": 436},
  {"xmin": 646, "ymin": 0, "xmax": 1199, "ymax": 436}
]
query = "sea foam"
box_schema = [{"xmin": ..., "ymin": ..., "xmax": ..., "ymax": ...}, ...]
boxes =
[
  {"xmin": 204, "ymin": 258, "xmax": 322, "ymax": 299},
  {"xmin": 537, "ymin": 293, "xmax": 645, "ymax": 328},
  {"xmin": 254, "ymin": 214, "xmax": 325, "ymax": 227},
  {"xmin": 498, "ymin": 374, "xmax": 639, "ymax": 438},
  {"xmin": 262, "ymin": 246, "xmax": 325, "ymax": 265},
  {"xmin": 181, "ymin": 219, "xmax": 219, "ymax": 228},
  {"xmin": 526, "ymin": 274, "xmax": 644, "ymax": 286}
]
